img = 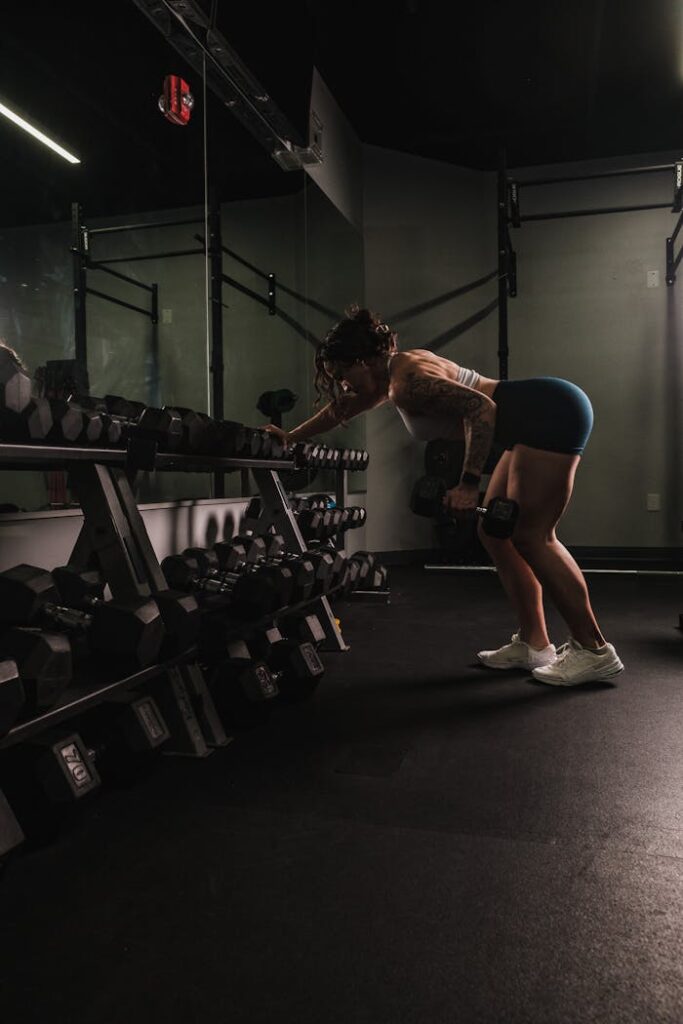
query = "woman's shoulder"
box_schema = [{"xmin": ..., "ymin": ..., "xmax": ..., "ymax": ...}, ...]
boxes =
[{"xmin": 391, "ymin": 349, "xmax": 440, "ymax": 374}]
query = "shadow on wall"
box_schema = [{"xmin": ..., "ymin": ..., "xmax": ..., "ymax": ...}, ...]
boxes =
[
  {"xmin": 147, "ymin": 501, "xmax": 243, "ymax": 566},
  {"xmin": 664, "ymin": 289, "xmax": 682, "ymax": 546}
]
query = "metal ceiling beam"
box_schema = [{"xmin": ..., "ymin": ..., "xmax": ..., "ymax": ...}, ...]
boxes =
[{"xmin": 129, "ymin": 0, "xmax": 319, "ymax": 170}]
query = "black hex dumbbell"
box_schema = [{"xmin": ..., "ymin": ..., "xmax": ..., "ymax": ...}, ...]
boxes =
[
  {"xmin": 410, "ymin": 477, "xmax": 519, "ymax": 538},
  {"xmin": 0, "ymin": 729, "xmax": 101, "ymax": 845},
  {"xmin": 0, "ymin": 627, "xmax": 72, "ymax": 714},
  {"xmin": 168, "ymin": 406, "xmax": 218, "ymax": 454},
  {"xmin": 0, "ymin": 565, "xmax": 165, "ymax": 668},
  {"xmin": 161, "ymin": 553, "xmax": 282, "ymax": 618},
  {"xmin": 0, "ymin": 658, "xmax": 26, "ymax": 737},
  {"xmin": 277, "ymin": 611, "xmax": 327, "ymax": 649},
  {"xmin": 52, "ymin": 564, "xmax": 200, "ymax": 658},
  {"xmin": 248, "ymin": 624, "xmax": 325, "ymax": 703},
  {"xmin": 235, "ymin": 535, "xmax": 320, "ymax": 603},
  {"xmin": 184, "ymin": 545, "xmax": 295, "ymax": 609},
  {"xmin": 208, "ymin": 640, "xmax": 280, "ymax": 730},
  {"xmin": 77, "ymin": 694, "xmax": 171, "ymax": 787}
]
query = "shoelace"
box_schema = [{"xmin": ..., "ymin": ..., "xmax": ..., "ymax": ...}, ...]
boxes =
[{"xmin": 553, "ymin": 642, "xmax": 575, "ymax": 664}]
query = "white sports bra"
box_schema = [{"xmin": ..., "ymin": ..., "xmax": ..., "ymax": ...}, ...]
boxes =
[{"xmin": 394, "ymin": 364, "xmax": 481, "ymax": 442}]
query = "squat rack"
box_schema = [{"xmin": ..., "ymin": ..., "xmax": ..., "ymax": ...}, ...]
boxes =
[
  {"xmin": 70, "ymin": 195, "xmax": 294, "ymax": 496},
  {"xmin": 496, "ymin": 153, "xmax": 683, "ymax": 378}
]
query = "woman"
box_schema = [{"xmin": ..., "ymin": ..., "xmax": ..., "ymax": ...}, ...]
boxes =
[{"xmin": 266, "ymin": 307, "xmax": 624, "ymax": 686}]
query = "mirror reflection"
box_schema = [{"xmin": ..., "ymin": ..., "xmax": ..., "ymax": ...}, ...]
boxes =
[{"xmin": 1, "ymin": 4, "xmax": 365, "ymax": 514}]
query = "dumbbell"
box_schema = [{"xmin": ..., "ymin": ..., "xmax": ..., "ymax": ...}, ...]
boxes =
[
  {"xmin": 239, "ymin": 534, "xmax": 331, "ymax": 599},
  {"xmin": 104, "ymin": 395, "xmax": 146, "ymax": 420},
  {"xmin": 214, "ymin": 536, "xmax": 317, "ymax": 604},
  {"xmin": 0, "ymin": 352, "xmax": 128, "ymax": 447},
  {"xmin": 346, "ymin": 551, "xmax": 388, "ymax": 592},
  {"xmin": 0, "ymin": 350, "xmax": 48, "ymax": 444},
  {"xmin": 167, "ymin": 406, "xmax": 217, "ymax": 454},
  {"xmin": 1, "ymin": 386, "xmax": 124, "ymax": 450},
  {"xmin": 0, "ymin": 627, "xmax": 72, "ymax": 714},
  {"xmin": 161, "ymin": 553, "xmax": 282, "ymax": 618},
  {"xmin": 0, "ymin": 658, "xmax": 26, "ymax": 737},
  {"xmin": 0, "ymin": 565, "xmax": 165, "ymax": 668},
  {"xmin": 101, "ymin": 395, "xmax": 186, "ymax": 454},
  {"xmin": 248, "ymin": 625, "xmax": 325, "ymax": 702},
  {"xmin": 409, "ymin": 477, "xmax": 519, "ymax": 538},
  {"xmin": 0, "ymin": 729, "xmax": 101, "ymax": 845},
  {"xmin": 234, "ymin": 534, "xmax": 331, "ymax": 602},
  {"xmin": 277, "ymin": 611, "xmax": 327, "ymax": 649},
  {"xmin": 339, "ymin": 449, "xmax": 369, "ymax": 471},
  {"xmin": 291, "ymin": 442, "xmax": 322, "ymax": 468},
  {"xmin": 341, "ymin": 507, "xmax": 367, "ymax": 531},
  {"xmin": 347, "ymin": 551, "xmax": 375, "ymax": 590},
  {"xmin": 349, "ymin": 551, "xmax": 388, "ymax": 591},
  {"xmin": 0, "ymin": 346, "xmax": 32, "ymax": 415},
  {"xmin": 243, "ymin": 497, "xmax": 340, "ymax": 545},
  {"xmin": 0, "ymin": 704, "xmax": 168, "ymax": 846},
  {"xmin": 183, "ymin": 544, "xmax": 296, "ymax": 609},
  {"xmin": 52, "ymin": 565, "xmax": 200, "ymax": 658},
  {"xmin": 76, "ymin": 396, "xmax": 134, "ymax": 446},
  {"xmin": 77, "ymin": 695, "xmax": 171, "ymax": 787},
  {"xmin": 296, "ymin": 507, "xmax": 334, "ymax": 542},
  {"xmin": 134, "ymin": 406, "xmax": 183, "ymax": 451},
  {"xmin": 208, "ymin": 640, "xmax": 280, "ymax": 730}
]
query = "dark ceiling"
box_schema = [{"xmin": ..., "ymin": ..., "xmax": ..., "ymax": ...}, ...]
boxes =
[{"xmin": 2, "ymin": 0, "xmax": 682, "ymax": 227}]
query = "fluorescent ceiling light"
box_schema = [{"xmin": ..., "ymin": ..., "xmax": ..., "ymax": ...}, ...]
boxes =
[{"xmin": 0, "ymin": 100, "xmax": 80, "ymax": 164}]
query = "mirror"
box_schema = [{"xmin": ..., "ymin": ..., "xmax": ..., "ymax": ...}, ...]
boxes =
[{"xmin": 1, "ymin": 5, "xmax": 365, "ymax": 514}]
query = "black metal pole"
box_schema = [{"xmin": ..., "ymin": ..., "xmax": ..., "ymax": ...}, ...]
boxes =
[
  {"xmin": 71, "ymin": 202, "xmax": 88, "ymax": 374},
  {"xmin": 520, "ymin": 202, "xmax": 671, "ymax": 223},
  {"xmin": 89, "ymin": 218, "xmax": 203, "ymax": 236},
  {"xmin": 209, "ymin": 189, "xmax": 225, "ymax": 498},
  {"xmin": 518, "ymin": 163, "xmax": 675, "ymax": 188},
  {"xmin": 150, "ymin": 283, "xmax": 160, "ymax": 406},
  {"xmin": 497, "ymin": 153, "xmax": 509, "ymax": 380}
]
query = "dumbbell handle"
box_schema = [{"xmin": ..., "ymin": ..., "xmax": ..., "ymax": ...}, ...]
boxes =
[{"xmin": 41, "ymin": 601, "xmax": 92, "ymax": 631}]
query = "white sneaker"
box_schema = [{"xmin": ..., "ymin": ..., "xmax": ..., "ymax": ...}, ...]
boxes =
[
  {"xmin": 532, "ymin": 637, "xmax": 624, "ymax": 686},
  {"xmin": 477, "ymin": 632, "xmax": 557, "ymax": 671}
]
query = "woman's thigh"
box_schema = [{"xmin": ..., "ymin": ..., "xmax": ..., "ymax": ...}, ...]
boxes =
[
  {"xmin": 482, "ymin": 448, "xmax": 512, "ymax": 506},
  {"xmin": 507, "ymin": 444, "xmax": 581, "ymax": 539}
]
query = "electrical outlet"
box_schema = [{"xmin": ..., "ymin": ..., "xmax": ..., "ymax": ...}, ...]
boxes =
[
  {"xmin": 647, "ymin": 270, "xmax": 659, "ymax": 288},
  {"xmin": 162, "ymin": 308, "xmax": 173, "ymax": 324},
  {"xmin": 646, "ymin": 492, "xmax": 661, "ymax": 511}
]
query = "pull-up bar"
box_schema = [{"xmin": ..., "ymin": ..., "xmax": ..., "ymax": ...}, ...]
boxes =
[
  {"xmin": 520, "ymin": 202, "xmax": 672, "ymax": 223},
  {"xmin": 507, "ymin": 157, "xmax": 683, "ymax": 285},
  {"xmin": 517, "ymin": 162, "xmax": 676, "ymax": 189}
]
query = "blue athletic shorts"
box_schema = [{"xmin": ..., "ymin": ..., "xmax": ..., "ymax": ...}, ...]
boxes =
[{"xmin": 492, "ymin": 377, "xmax": 594, "ymax": 455}]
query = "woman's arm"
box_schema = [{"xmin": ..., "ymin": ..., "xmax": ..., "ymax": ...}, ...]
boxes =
[
  {"xmin": 281, "ymin": 391, "xmax": 388, "ymax": 444},
  {"xmin": 392, "ymin": 370, "xmax": 496, "ymax": 480}
]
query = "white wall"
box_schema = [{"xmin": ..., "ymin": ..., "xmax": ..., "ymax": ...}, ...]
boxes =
[
  {"xmin": 0, "ymin": 493, "xmax": 367, "ymax": 574},
  {"xmin": 305, "ymin": 69, "xmax": 364, "ymax": 233},
  {"xmin": 507, "ymin": 151, "xmax": 683, "ymax": 547}
]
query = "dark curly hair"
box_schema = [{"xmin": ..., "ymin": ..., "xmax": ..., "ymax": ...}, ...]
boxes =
[
  {"xmin": 314, "ymin": 306, "xmax": 397, "ymax": 410},
  {"xmin": 0, "ymin": 341, "xmax": 28, "ymax": 372}
]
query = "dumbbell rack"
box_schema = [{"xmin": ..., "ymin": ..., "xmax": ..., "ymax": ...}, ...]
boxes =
[{"xmin": 0, "ymin": 442, "xmax": 348, "ymax": 753}]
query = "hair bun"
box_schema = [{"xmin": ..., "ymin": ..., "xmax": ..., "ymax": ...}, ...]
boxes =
[{"xmin": 346, "ymin": 306, "xmax": 378, "ymax": 328}]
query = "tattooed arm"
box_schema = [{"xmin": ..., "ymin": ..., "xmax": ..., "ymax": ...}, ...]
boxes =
[
  {"xmin": 392, "ymin": 370, "xmax": 497, "ymax": 481},
  {"xmin": 285, "ymin": 390, "xmax": 388, "ymax": 443}
]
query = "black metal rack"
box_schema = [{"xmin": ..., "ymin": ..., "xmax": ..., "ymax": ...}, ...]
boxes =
[{"xmin": 0, "ymin": 442, "xmax": 352, "ymax": 753}]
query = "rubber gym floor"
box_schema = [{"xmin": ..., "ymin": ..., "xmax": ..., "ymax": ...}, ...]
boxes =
[{"xmin": 1, "ymin": 565, "xmax": 682, "ymax": 1024}]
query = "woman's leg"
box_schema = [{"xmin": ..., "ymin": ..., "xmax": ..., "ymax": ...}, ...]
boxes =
[
  {"xmin": 503, "ymin": 444, "xmax": 605, "ymax": 649},
  {"xmin": 477, "ymin": 451, "xmax": 551, "ymax": 650}
]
